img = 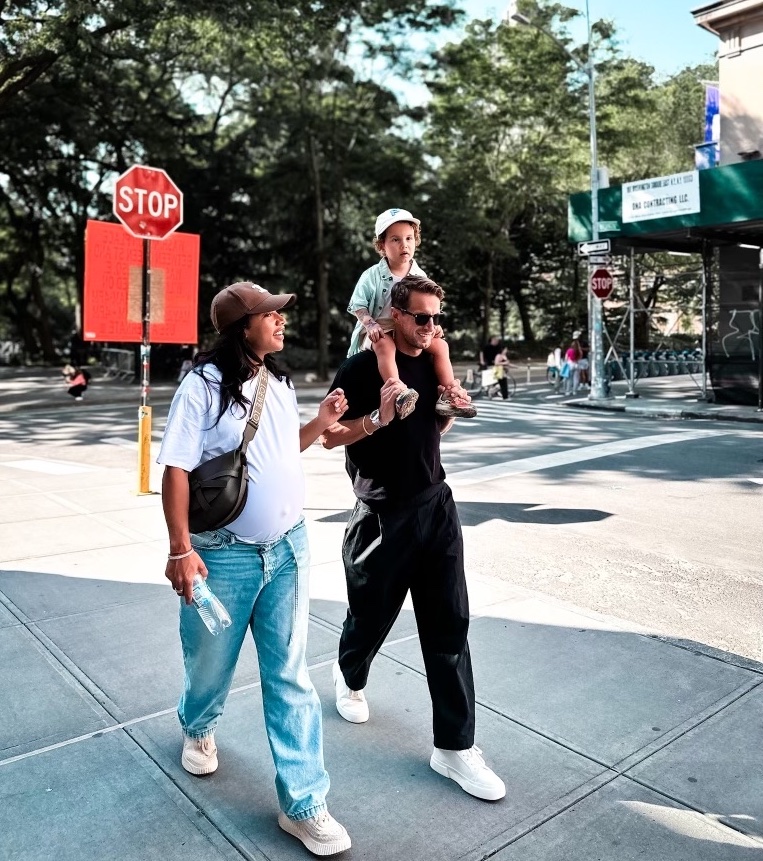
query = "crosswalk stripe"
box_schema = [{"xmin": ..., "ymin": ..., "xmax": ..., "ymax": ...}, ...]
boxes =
[{"xmin": 448, "ymin": 428, "xmax": 726, "ymax": 486}]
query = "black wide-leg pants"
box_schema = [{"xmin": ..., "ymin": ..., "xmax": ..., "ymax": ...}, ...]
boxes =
[{"xmin": 338, "ymin": 482, "xmax": 475, "ymax": 750}]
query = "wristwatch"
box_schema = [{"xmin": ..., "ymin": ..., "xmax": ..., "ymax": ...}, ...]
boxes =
[{"xmin": 369, "ymin": 409, "xmax": 387, "ymax": 429}]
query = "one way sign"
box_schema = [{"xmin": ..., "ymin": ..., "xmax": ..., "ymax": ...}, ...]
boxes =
[{"xmin": 577, "ymin": 239, "xmax": 611, "ymax": 256}]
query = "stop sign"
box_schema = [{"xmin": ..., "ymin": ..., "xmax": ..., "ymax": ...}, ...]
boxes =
[
  {"xmin": 113, "ymin": 165, "xmax": 183, "ymax": 240},
  {"xmin": 590, "ymin": 267, "xmax": 614, "ymax": 300}
]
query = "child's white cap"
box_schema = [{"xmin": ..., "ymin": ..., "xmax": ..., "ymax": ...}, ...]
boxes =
[{"xmin": 375, "ymin": 208, "xmax": 420, "ymax": 239}]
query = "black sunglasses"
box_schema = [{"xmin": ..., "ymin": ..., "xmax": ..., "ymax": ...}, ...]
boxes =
[{"xmin": 395, "ymin": 308, "xmax": 444, "ymax": 326}]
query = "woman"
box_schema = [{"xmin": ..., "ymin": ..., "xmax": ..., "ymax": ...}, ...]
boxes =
[
  {"xmin": 492, "ymin": 346, "xmax": 511, "ymax": 400},
  {"xmin": 563, "ymin": 339, "xmax": 583, "ymax": 396},
  {"xmin": 157, "ymin": 281, "xmax": 351, "ymax": 857}
]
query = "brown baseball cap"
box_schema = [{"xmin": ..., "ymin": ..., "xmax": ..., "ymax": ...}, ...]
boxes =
[{"xmin": 211, "ymin": 282, "xmax": 297, "ymax": 332}]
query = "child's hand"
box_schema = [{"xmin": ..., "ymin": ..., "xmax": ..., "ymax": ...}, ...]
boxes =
[
  {"xmin": 365, "ymin": 320, "xmax": 384, "ymax": 343},
  {"xmin": 434, "ymin": 325, "xmax": 444, "ymax": 339},
  {"xmin": 438, "ymin": 380, "xmax": 472, "ymax": 408}
]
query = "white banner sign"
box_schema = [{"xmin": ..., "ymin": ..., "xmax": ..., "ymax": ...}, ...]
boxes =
[{"xmin": 622, "ymin": 171, "xmax": 700, "ymax": 223}]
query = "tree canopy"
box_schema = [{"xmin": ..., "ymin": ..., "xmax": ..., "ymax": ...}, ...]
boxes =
[{"xmin": 0, "ymin": 0, "xmax": 717, "ymax": 370}]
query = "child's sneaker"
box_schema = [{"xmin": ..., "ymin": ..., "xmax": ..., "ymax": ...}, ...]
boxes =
[
  {"xmin": 395, "ymin": 388, "xmax": 418, "ymax": 419},
  {"xmin": 434, "ymin": 393, "xmax": 477, "ymax": 418}
]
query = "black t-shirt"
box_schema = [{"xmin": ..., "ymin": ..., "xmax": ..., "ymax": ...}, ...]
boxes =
[
  {"xmin": 482, "ymin": 342, "xmax": 501, "ymax": 366},
  {"xmin": 330, "ymin": 350, "xmax": 445, "ymax": 506}
]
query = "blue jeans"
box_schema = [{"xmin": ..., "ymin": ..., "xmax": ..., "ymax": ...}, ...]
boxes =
[{"xmin": 181, "ymin": 518, "xmax": 330, "ymax": 820}]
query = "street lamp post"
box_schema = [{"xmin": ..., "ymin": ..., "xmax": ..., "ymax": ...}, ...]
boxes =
[{"xmin": 510, "ymin": 1, "xmax": 608, "ymax": 399}]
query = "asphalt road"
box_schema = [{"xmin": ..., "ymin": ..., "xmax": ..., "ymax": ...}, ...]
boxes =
[{"xmin": 2, "ymin": 387, "xmax": 761, "ymax": 667}]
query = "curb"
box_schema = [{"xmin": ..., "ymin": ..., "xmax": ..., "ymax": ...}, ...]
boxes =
[{"xmin": 564, "ymin": 399, "xmax": 763, "ymax": 425}]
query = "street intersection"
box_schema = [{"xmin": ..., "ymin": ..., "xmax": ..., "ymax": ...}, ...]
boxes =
[{"xmin": 1, "ymin": 377, "xmax": 761, "ymax": 860}]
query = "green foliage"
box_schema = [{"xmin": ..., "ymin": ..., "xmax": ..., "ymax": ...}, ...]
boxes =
[{"xmin": 0, "ymin": 0, "xmax": 718, "ymax": 364}]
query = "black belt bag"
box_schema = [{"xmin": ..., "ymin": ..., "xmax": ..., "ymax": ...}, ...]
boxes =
[{"xmin": 188, "ymin": 368, "xmax": 268, "ymax": 533}]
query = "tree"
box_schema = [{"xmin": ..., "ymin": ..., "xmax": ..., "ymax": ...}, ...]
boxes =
[{"xmin": 423, "ymin": 6, "xmax": 594, "ymax": 345}]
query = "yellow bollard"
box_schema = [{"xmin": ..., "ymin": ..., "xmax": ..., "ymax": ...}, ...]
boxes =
[{"xmin": 137, "ymin": 405, "xmax": 153, "ymax": 495}]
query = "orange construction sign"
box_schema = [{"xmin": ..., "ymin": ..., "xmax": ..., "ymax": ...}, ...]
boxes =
[{"xmin": 83, "ymin": 219, "xmax": 200, "ymax": 343}]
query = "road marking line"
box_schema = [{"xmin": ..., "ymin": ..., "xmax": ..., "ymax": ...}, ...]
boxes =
[
  {"xmin": 448, "ymin": 429, "xmax": 726, "ymax": 487},
  {"xmin": 100, "ymin": 437, "xmax": 138, "ymax": 449},
  {"xmin": 1, "ymin": 458, "xmax": 97, "ymax": 475}
]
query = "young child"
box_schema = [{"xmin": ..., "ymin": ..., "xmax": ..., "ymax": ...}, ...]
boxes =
[
  {"xmin": 65, "ymin": 366, "xmax": 90, "ymax": 401},
  {"xmin": 347, "ymin": 208, "xmax": 475, "ymax": 419}
]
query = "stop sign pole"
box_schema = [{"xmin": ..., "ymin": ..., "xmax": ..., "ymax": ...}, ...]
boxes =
[{"xmin": 113, "ymin": 165, "xmax": 184, "ymax": 494}]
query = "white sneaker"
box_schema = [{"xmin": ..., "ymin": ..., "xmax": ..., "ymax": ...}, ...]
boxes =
[
  {"xmin": 278, "ymin": 810, "xmax": 351, "ymax": 856},
  {"xmin": 181, "ymin": 732, "xmax": 218, "ymax": 775},
  {"xmin": 430, "ymin": 745, "xmax": 505, "ymax": 800},
  {"xmin": 332, "ymin": 661, "xmax": 369, "ymax": 723}
]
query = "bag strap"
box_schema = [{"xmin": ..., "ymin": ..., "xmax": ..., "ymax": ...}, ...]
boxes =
[{"xmin": 240, "ymin": 366, "xmax": 268, "ymax": 454}]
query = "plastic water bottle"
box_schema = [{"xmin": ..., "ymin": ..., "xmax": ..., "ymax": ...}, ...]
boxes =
[{"xmin": 192, "ymin": 575, "xmax": 232, "ymax": 635}]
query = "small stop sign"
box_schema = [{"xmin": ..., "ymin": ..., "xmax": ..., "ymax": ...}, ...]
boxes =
[
  {"xmin": 590, "ymin": 268, "xmax": 614, "ymax": 300},
  {"xmin": 113, "ymin": 165, "xmax": 183, "ymax": 240}
]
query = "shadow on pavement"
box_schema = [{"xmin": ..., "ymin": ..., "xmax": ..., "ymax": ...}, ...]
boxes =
[
  {"xmin": 1, "ymin": 568, "xmax": 761, "ymax": 860},
  {"xmin": 316, "ymin": 501, "xmax": 613, "ymax": 527}
]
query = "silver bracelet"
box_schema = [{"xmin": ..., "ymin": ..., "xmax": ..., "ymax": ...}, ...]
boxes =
[{"xmin": 168, "ymin": 548, "xmax": 194, "ymax": 560}]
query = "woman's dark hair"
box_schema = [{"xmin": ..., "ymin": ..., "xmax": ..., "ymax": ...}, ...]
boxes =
[{"xmin": 192, "ymin": 315, "xmax": 292, "ymax": 426}]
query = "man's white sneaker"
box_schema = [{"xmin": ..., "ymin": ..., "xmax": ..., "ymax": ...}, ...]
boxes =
[
  {"xmin": 332, "ymin": 661, "xmax": 369, "ymax": 723},
  {"xmin": 278, "ymin": 810, "xmax": 351, "ymax": 856},
  {"xmin": 430, "ymin": 745, "xmax": 505, "ymax": 800},
  {"xmin": 181, "ymin": 732, "xmax": 218, "ymax": 775}
]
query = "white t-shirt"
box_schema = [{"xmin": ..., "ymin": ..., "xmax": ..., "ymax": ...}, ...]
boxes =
[{"xmin": 157, "ymin": 365, "xmax": 304, "ymax": 543}]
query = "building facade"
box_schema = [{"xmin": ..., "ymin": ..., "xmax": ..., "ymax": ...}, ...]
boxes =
[{"xmin": 694, "ymin": 0, "xmax": 763, "ymax": 165}]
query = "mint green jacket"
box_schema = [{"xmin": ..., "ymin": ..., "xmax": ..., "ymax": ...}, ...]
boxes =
[{"xmin": 346, "ymin": 257, "xmax": 426, "ymax": 357}]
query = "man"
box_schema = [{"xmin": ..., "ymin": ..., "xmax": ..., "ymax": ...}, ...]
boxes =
[
  {"xmin": 478, "ymin": 335, "xmax": 502, "ymax": 370},
  {"xmin": 321, "ymin": 275, "xmax": 505, "ymax": 802}
]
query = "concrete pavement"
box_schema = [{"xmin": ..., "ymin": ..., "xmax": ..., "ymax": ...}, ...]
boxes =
[{"xmin": 0, "ymin": 365, "xmax": 762, "ymax": 859}]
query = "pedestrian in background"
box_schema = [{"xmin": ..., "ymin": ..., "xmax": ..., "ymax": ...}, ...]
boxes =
[
  {"xmin": 157, "ymin": 281, "xmax": 352, "ymax": 857},
  {"xmin": 546, "ymin": 348, "xmax": 561, "ymax": 382},
  {"xmin": 562, "ymin": 336, "xmax": 583, "ymax": 396},
  {"xmin": 493, "ymin": 346, "xmax": 511, "ymax": 400},
  {"xmin": 177, "ymin": 349, "xmax": 194, "ymax": 383},
  {"xmin": 65, "ymin": 366, "xmax": 90, "ymax": 401},
  {"xmin": 322, "ymin": 274, "xmax": 504, "ymax": 804},
  {"xmin": 479, "ymin": 335, "xmax": 501, "ymax": 371},
  {"xmin": 578, "ymin": 342, "xmax": 590, "ymax": 389}
]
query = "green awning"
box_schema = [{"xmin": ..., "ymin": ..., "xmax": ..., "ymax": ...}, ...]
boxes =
[{"xmin": 568, "ymin": 159, "xmax": 763, "ymax": 252}]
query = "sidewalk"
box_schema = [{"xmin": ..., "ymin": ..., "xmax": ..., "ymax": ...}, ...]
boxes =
[
  {"xmin": 559, "ymin": 375, "xmax": 763, "ymax": 424},
  {"xmin": 0, "ymin": 366, "xmax": 762, "ymax": 859}
]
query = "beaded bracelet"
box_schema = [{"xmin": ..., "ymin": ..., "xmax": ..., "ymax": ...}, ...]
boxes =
[
  {"xmin": 361, "ymin": 415, "xmax": 373, "ymax": 436},
  {"xmin": 168, "ymin": 548, "xmax": 194, "ymax": 560}
]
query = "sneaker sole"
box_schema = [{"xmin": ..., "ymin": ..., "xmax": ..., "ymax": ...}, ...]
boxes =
[
  {"xmin": 278, "ymin": 812, "xmax": 351, "ymax": 856},
  {"xmin": 181, "ymin": 752, "xmax": 218, "ymax": 775},
  {"xmin": 435, "ymin": 405, "xmax": 478, "ymax": 418},
  {"xmin": 336, "ymin": 701, "xmax": 369, "ymax": 723},
  {"xmin": 429, "ymin": 754, "xmax": 505, "ymax": 801}
]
